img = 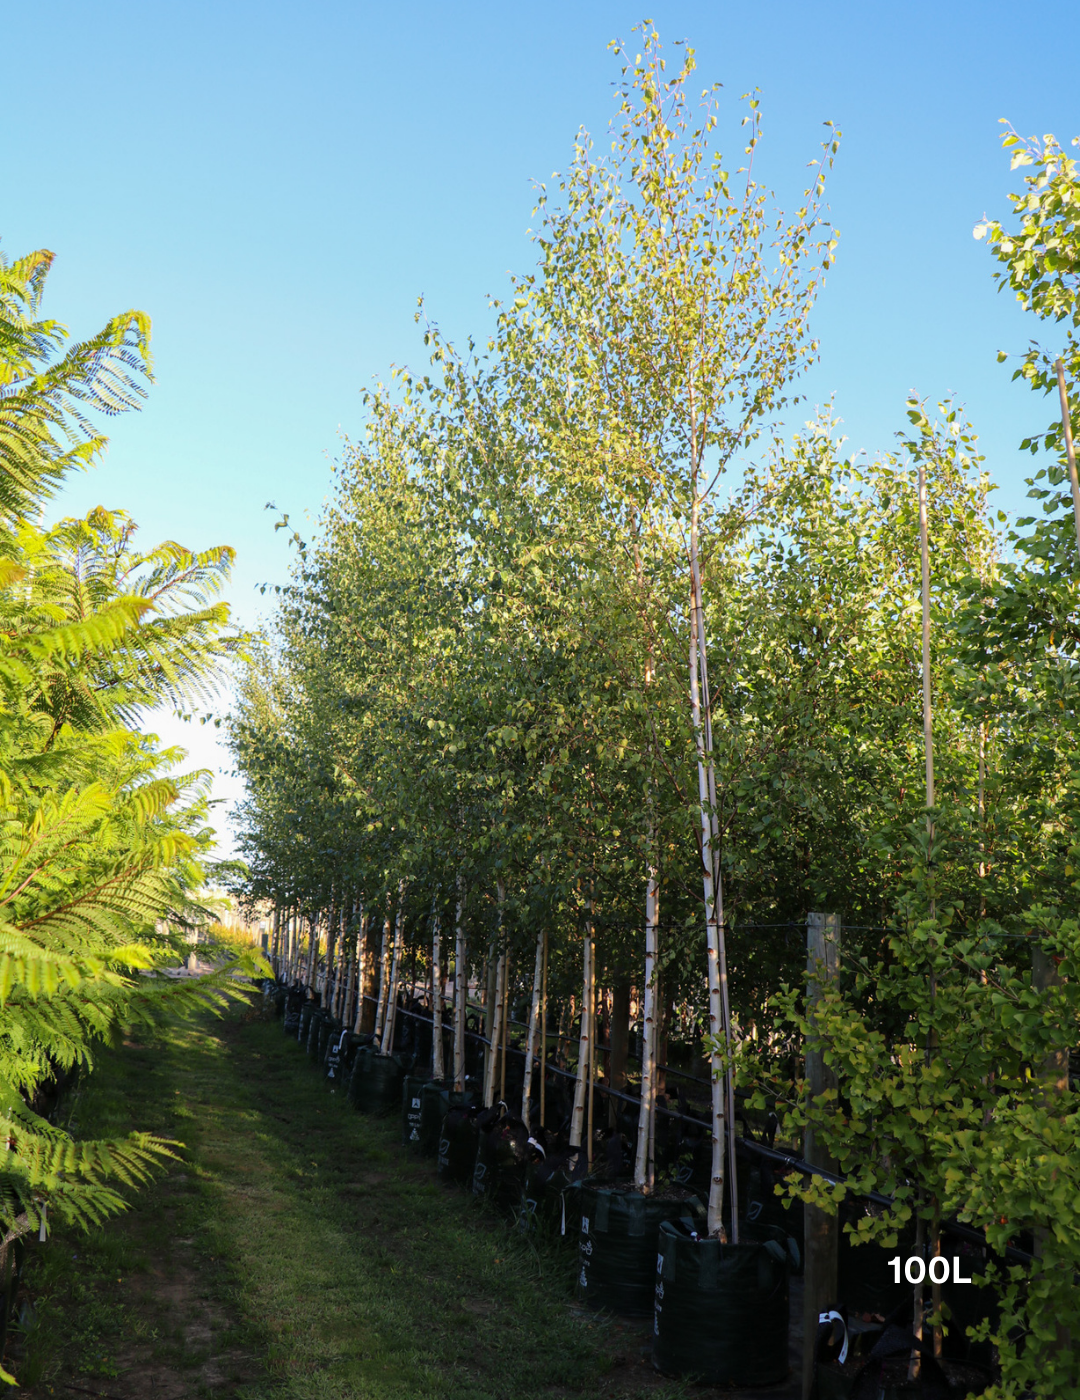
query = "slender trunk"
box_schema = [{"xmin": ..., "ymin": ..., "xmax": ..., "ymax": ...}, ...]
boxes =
[
  {"xmin": 431, "ymin": 904, "xmax": 445, "ymax": 1080},
  {"xmin": 271, "ymin": 906, "xmax": 281, "ymax": 977},
  {"xmin": 523, "ymin": 929, "xmax": 544, "ymax": 1132},
  {"xmin": 305, "ymin": 913, "xmax": 319, "ymax": 989},
  {"xmin": 690, "ymin": 501, "xmax": 734, "ymax": 1241},
  {"xmin": 633, "ymin": 870, "xmax": 659, "ymax": 1189},
  {"xmin": 500, "ymin": 952, "xmax": 511, "ymax": 1103},
  {"xmin": 373, "ymin": 911, "xmax": 391, "ymax": 1041},
  {"xmin": 910, "ymin": 1209, "xmax": 926, "ymax": 1378},
  {"xmin": 485, "ymin": 950, "xmax": 506, "ymax": 1108},
  {"xmin": 380, "ymin": 891, "xmax": 405, "ymax": 1056},
  {"xmin": 352, "ymin": 907, "xmax": 369, "ymax": 1034},
  {"xmin": 570, "ymin": 925, "xmax": 594, "ymax": 1150},
  {"xmin": 557, "ymin": 998, "xmax": 571, "ymax": 1069},
  {"xmin": 484, "ymin": 942, "xmax": 498, "ymax": 1047},
  {"xmin": 453, "ymin": 875, "xmax": 467, "ymax": 1092},
  {"xmin": 539, "ymin": 931, "xmax": 548, "ymax": 1130},
  {"xmin": 322, "ymin": 902, "xmax": 338, "ymax": 1010},
  {"xmin": 586, "ymin": 964, "xmax": 596, "ymax": 1171},
  {"xmin": 341, "ymin": 908, "xmax": 357, "ymax": 1031}
]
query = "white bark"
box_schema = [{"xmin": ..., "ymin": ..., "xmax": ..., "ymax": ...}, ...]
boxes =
[
  {"xmin": 322, "ymin": 906, "xmax": 338, "ymax": 1010},
  {"xmin": 380, "ymin": 887, "xmax": 405, "ymax": 1055},
  {"xmin": 431, "ymin": 904, "xmax": 445, "ymax": 1080},
  {"xmin": 341, "ymin": 907, "xmax": 356, "ymax": 1029},
  {"xmin": 373, "ymin": 911, "xmax": 392, "ymax": 1042},
  {"xmin": 305, "ymin": 913, "xmax": 319, "ymax": 989},
  {"xmin": 453, "ymin": 875, "xmax": 467, "ymax": 1091},
  {"xmin": 690, "ymin": 504, "xmax": 736, "ymax": 1241},
  {"xmin": 569, "ymin": 930, "xmax": 594, "ymax": 1149},
  {"xmin": 484, "ymin": 950, "xmax": 506, "ymax": 1108},
  {"xmin": 352, "ymin": 907, "xmax": 369, "ymax": 1034},
  {"xmin": 633, "ymin": 865, "xmax": 659, "ymax": 1189},
  {"xmin": 522, "ymin": 928, "xmax": 544, "ymax": 1132}
]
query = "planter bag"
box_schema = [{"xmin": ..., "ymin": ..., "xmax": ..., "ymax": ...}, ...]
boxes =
[
  {"xmin": 402, "ymin": 1075, "xmax": 433, "ymax": 1149},
  {"xmin": 324, "ymin": 1025, "xmax": 354, "ymax": 1087},
  {"xmin": 577, "ymin": 1186, "xmax": 702, "ymax": 1317},
  {"xmin": 297, "ymin": 998, "xmax": 317, "ymax": 1047},
  {"xmin": 523, "ymin": 1154, "xmax": 581, "ymax": 1238},
  {"xmin": 472, "ymin": 1113, "xmax": 529, "ymax": 1215},
  {"xmin": 283, "ymin": 987, "xmax": 304, "ymax": 1035},
  {"xmin": 306, "ymin": 1007, "xmax": 328, "ymax": 1059},
  {"xmin": 421, "ymin": 1083, "xmax": 471, "ymax": 1158},
  {"xmin": 652, "ymin": 1218, "xmax": 790, "ymax": 1387},
  {"xmin": 347, "ymin": 1046, "xmax": 405, "ymax": 1115},
  {"xmin": 317, "ymin": 1016, "xmax": 341, "ymax": 1067},
  {"xmin": 437, "ymin": 1103, "xmax": 481, "ymax": 1186}
]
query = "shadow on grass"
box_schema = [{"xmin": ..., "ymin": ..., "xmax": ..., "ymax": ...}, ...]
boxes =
[{"xmin": 15, "ymin": 1006, "xmax": 700, "ymax": 1400}]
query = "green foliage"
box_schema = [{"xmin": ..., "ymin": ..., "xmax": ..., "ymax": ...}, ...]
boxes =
[
  {"xmin": 0, "ymin": 241, "xmax": 268, "ymax": 1352},
  {"xmin": 232, "ymin": 37, "xmax": 1080, "ymax": 1397}
]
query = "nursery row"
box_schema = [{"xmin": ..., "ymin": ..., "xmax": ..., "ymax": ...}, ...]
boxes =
[
  {"xmin": 263, "ymin": 964, "xmax": 1005, "ymax": 1399},
  {"xmin": 230, "ymin": 36, "xmax": 1080, "ymax": 1400}
]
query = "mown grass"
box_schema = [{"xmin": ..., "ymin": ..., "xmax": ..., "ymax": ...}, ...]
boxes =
[{"xmin": 15, "ymin": 1002, "xmax": 691, "ymax": 1400}]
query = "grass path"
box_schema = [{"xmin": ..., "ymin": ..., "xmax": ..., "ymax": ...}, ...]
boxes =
[{"xmin": 16, "ymin": 1003, "xmax": 696, "ymax": 1400}]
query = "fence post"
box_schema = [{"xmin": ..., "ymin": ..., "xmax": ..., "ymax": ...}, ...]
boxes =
[{"xmin": 803, "ymin": 910, "xmax": 841, "ymax": 1400}]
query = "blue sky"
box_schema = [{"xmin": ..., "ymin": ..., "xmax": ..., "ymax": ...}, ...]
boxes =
[{"xmin": 3, "ymin": 1, "xmax": 1076, "ymax": 852}]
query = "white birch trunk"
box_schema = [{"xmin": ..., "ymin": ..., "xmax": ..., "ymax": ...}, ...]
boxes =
[
  {"xmin": 689, "ymin": 504, "xmax": 735, "ymax": 1241},
  {"xmin": 373, "ymin": 912, "xmax": 391, "ymax": 1042},
  {"xmin": 499, "ymin": 952, "xmax": 511, "ymax": 1103},
  {"xmin": 380, "ymin": 890, "xmax": 405, "ymax": 1056},
  {"xmin": 341, "ymin": 908, "xmax": 356, "ymax": 1031},
  {"xmin": 484, "ymin": 950, "xmax": 506, "ymax": 1108},
  {"xmin": 522, "ymin": 928, "xmax": 544, "ymax": 1132},
  {"xmin": 431, "ymin": 903, "xmax": 445, "ymax": 1080},
  {"xmin": 569, "ymin": 930, "xmax": 593, "ymax": 1149},
  {"xmin": 633, "ymin": 865, "xmax": 659, "ymax": 1189},
  {"xmin": 322, "ymin": 906, "xmax": 338, "ymax": 1010},
  {"xmin": 453, "ymin": 875, "xmax": 467, "ymax": 1092},
  {"xmin": 305, "ymin": 914, "xmax": 319, "ymax": 989},
  {"xmin": 352, "ymin": 907, "xmax": 368, "ymax": 1034}
]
